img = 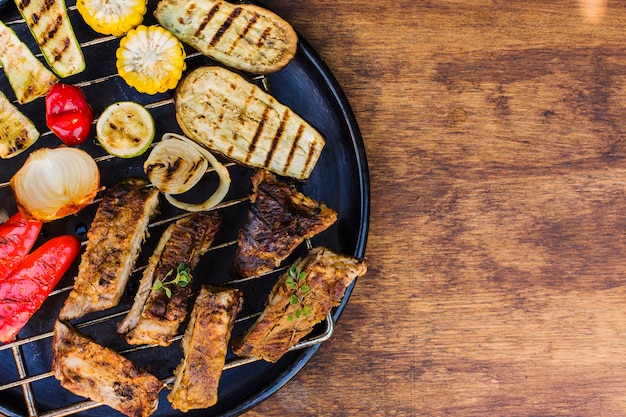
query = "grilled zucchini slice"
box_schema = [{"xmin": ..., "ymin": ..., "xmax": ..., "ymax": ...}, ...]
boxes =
[
  {"xmin": 0, "ymin": 21, "xmax": 58, "ymax": 104},
  {"xmin": 14, "ymin": 0, "xmax": 85, "ymax": 78},
  {"xmin": 0, "ymin": 91, "xmax": 39, "ymax": 159}
]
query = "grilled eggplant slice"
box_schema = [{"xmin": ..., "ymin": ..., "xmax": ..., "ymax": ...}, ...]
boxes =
[
  {"xmin": 0, "ymin": 21, "xmax": 58, "ymax": 104},
  {"xmin": 0, "ymin": 91, "xmax": 39, "ymax": 159},
  {"xmin": 52, "ymin": 321, "xmax": 162, "ymax": 417},
  {"xmin": 174, "ymin": 66, "xmax": 325, "ymax": 180},
  {"xmin": 231, "ymin": 169, "xmax": 337, "ymax": 277},
  {"xmin": 232, "ymin": 247, "xmax": 367, "ymax": 363},
  {"xmin": 118, "ymin": 212, "xmax": 223, "ymax": 346},
  {"xmin": 168, "ymin": 285, "xmax": 243, "ymax": 411},
  {"xmin": 14, "ymin": 0, "xmax": 85, "ymax": 77},
  {"xmin": 59, "ymin": 179, "xmax": 159, "ymax": 320},
  {"xmin": 155, "ymin": 0, "xmax": 297, "ymax": 74}
]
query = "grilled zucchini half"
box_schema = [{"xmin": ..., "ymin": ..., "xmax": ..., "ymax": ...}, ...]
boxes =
[
  {"xmin": 0, "ymin": 21, "xmax": 58, "ymax": 104},
  {"xmin": 0, "ymin": 91, "xmax": 39, "ymax": 159},
  {"xmin": 14, "ymin": 0, "xmax": 85, "ymax": 78}
]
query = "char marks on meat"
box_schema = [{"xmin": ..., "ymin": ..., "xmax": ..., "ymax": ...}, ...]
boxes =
[
  {"xmin": 118, "ymin": 212, "xmax": 222, "ymax": 346},
  {"xmin": 168, "ymin": 285, "xmax": 243, "ymax": 411},
  {"xmin": 59, "ymin": 179, "xmax": 159, "ymax": 320},
  {"xmin": 52, "ymin": 320, "xmax": 162, "ymax": 417},
  {"xmin": 231, "ymin": 170, "xmax": 337, "ymax": 278},
  {"xmin": 232, "ymin": 247, "xmax": 366, "ymax": 362}
]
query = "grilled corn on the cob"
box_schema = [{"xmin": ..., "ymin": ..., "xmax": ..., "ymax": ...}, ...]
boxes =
[{"xmin": 77, "ymin": 0, "xmax": 147, "ymax": 37}]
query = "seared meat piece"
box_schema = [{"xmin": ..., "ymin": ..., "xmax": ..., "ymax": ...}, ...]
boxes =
[
  {"xmin": 231, "ymin": 170, "xmax": 337, "ymax": 277},
  {"xmin": 232, "ymin": 247, "xmax": 367, "ymax": 363},
  {"xmin": 59, "ymin": 179, "xmax": 159, "ymax": 320},
  {"xmin": 52, "ymin": 320, "xmax": 162, "ymax": 417},
  {"xmin": 118, "ymin": 212, "xmax": 222, "ymax": 346},
  {"xmin": 168, "ymin": 285, "xmax": 243, "ymax": 411}
]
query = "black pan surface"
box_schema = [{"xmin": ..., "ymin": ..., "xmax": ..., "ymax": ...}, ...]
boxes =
[{"xmin": 0, "ymin": 1, "xmax": 369, "ymax": 416}]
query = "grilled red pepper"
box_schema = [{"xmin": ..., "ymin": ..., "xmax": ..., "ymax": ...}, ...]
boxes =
[
  {"xmin": 0, "ymin": 212, "xmax": 42, "ymax": 280},
  {"xmin": 0, "ymin": 235, "xmax": 80, "ymax": 343},
  {"xmin": 45, "ymin": 83, "xmax": 94, "ymax": 146}
]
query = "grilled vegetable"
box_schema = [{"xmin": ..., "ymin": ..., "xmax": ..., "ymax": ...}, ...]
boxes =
[
  {"xmin": 0, "ymin": 235, "xmax": 80, "ymax": 344},
  {"xmin": 0, "ymin": 20, "xmax": 58, "ymax": 104},
  {"xmin": 0, "ymin": 212, "xmax": 42, "ymax": 281},
  {"xmin": 144, "ymin": 133, "xmax": 231, "ymax": 211},
  {"xmin": 45, "ymin": 83, "xmax": 94, "ymax": 146},
  {"xmin": 174, "ymin": 66, "xmax": 326, "ymax": 180},
  {"xmin": 14, "ymin": 0, "xmax": 85, "ymax": 78},
  {"xmin": 116, "ymin": 25, "xmax": 186, "ymax": 95},
  {"xmin": 76, "ymin": 0, "xmax": 147, "ymax": 37},
  {"xmin": 96, "ymin": 101, "xmax": 154, "ymax": 158},
  {"xmin": 155, "ymin": 0, "xmax": 297, "ymax": 74},
  {"xmin": 11, "ymin": 147, "xmax": 101, "ymax": 222},
  {"xmin": 0, "ymin": 91, "xmax": 40, "ymax": 159}
]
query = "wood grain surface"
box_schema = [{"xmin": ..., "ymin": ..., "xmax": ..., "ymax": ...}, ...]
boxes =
[{"xmin": 244, "ymin": 0, "xmax": 626, "ymax": 416}]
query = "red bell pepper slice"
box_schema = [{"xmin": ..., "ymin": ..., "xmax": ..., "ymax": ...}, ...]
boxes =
[
  {"xmin": 0, "ymin": 234, "xmax": 80, "ymax": 343},
  {"xmin": 45, "ymin": 83, "xmax": 94, "ymax": 146},
  {"xmin": 0, "ymin": 212, "xmax": 42, "ymax": 280}
]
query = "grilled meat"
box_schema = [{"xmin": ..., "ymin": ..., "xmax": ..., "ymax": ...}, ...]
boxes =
[
  {"xmin": 174, "ymin": 66, "xmax": 326, "ymax": 180},
  {"xmin": 155, "ymin": 0, "xmax": 297, "ymax": 74},
  {"xmin": 232, "ymin": 247, "xmax": 367, "ymax": 363},
  {"xmin": 231, "ymin": 170, "xmax": 337, "ymax": 277},
  {"xmin": 168, "ymin": 285, "xmax": 243, "ymax": 411},
  {"xmin": 52, "ymin": 320, "xmax": 162, "ymax": 417},
  {"xmin": 59, "ymin": 179, "xmax": 159, "ymax": 321},
  {"xmin": 118, "ymin": 212, "xmax": 222, "ymax": 346}
]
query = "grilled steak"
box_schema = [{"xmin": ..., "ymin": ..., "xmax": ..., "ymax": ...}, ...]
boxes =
[
  {"xmin": 174, "ymin": 66, "xmax": 326, "ymax": 180},
  {"xmin": 232, "ymin": 247, "xmax": 367, "ymax": 362},
  {"xmin": 59, "ymin": 179, "xmax": 159, "ymax": 320},
  {"xmin": 168, "ymin": 285, "xmax": 243, "ymax": 411},
  {"xmin": 52, "ymin": 320, "xmax": 162, "ymax": 417},
  {"xmin": 118, "ymin": 212, "xmax": 222, "ymax": 346},
  {"xmin": 231, "ymin": 170, "xmax": 337, "ymax": 277},
  {"xmin": 155, "ymin": 0, "xmax": 297, "ymax": 74}
]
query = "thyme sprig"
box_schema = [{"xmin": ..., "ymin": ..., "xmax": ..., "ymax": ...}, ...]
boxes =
[
  {"xmin": 285, "ymin": 264, "xmax": 312, "ymax": 321},
  {"xmin": 150, "ymin": 263, "xmax": 191, "ymax": 298}
]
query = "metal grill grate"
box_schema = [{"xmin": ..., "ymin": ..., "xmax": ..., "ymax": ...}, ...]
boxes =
[{"xmin": 0, "ymin": 6, "xmax": 338, "ymax": 416}]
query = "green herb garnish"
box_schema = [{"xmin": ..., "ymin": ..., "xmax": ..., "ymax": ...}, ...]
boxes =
[
  {"xmin": 150, "ymin": 263, "xmax": 191, "ymax": 298},
  {"xmin": 285, "ymin": 264, "xmax": 312, "ymax": 322}
]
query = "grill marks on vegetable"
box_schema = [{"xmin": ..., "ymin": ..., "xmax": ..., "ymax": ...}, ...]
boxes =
[
  {"xmin": 193, "ymin": 2, "xmax": 273, "ymax": 57},
  {"xmin": 21, "ymin": 0, "xmax": 69, "ymax": 65}
]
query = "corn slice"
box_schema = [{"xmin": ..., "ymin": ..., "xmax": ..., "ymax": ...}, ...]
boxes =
[
  {"xmin": 77, "ymin": 0, "xmax": 147, "ymax": 37},
  {"xmin": 116, "ymin": 25, "xmax": 186, "ymax": 95}
]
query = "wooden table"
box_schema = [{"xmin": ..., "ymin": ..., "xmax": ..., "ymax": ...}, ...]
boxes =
[{"xmin": 245, "ymin": 0, "xmax": 626, "ymax": 415}]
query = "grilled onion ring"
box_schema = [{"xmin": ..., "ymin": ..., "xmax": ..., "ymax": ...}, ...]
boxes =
[{"xmin": 144, "ymin": 133, "xmax": 230, "ymax": 211}]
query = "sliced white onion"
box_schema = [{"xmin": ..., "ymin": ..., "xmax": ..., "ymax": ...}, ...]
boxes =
[
  {"xmin": 144, "ymin": 133, "xmax": 230, "ymax": 212},
  {"xmin": 10, "ymin": 147, "xmax": 101, "ymax": 222}
]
